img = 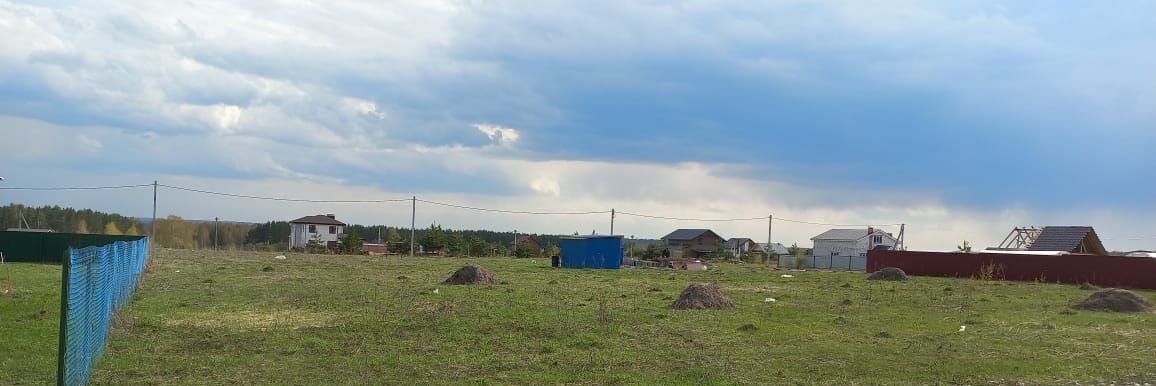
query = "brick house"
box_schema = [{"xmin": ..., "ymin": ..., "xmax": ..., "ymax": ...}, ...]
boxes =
[{"xmin": 661, "ymin": 229, "xmax": 725, "ymax": 259}]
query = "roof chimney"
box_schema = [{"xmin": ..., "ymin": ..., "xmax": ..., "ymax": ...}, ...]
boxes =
[{"xmin": 325, "ymin": 214, "xmax": 335, "ymax": 219}]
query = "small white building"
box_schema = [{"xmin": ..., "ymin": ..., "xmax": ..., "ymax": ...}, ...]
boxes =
[
  {"xmin": 289, "ymin": 214, "xmax": 346, "ymax": 251},
  {"xmin": 809, "ymin": 228, "xmax": 898, "ymax": 270}
]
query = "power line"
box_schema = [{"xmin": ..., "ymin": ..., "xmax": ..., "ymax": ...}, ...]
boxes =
[
  {"xmin": 417, "ymin": 199, "xmax": 610, "ymax": 216},
  {"xmin": 772, "ymin": 217, "xmax": 904, "ymax": 227},
  {"xmin": 0, "ymin": 184, "xmax": 153, "ymax": 191},
  {"xmin": 159, "ymin": 184, "xmax": 411, "ymax": 203},
  {"xmin": 0, "ymin": 182, "xmax": 911, "ymax": 227},
  {"xmin": 616, "ymin": 211, "xmax": 765, "ymax": 222}
]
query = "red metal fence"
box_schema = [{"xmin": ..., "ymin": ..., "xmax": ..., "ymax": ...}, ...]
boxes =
[{"xmin": 866, "ymin": 250, "xmax": 1156, "ymax": 290}]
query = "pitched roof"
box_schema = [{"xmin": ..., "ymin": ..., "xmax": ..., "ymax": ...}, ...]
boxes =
[
  {"xmin": 662, "ymin": 229, "xmax": 723, "ymax": 241},
  {"xmin": 761, "ymin": 242, "xmax": 790, "ymax": 255},
  {"xmin": 811, "ymin": 228, "xmax": 871, "ymax": 241},
  {"xmin": 289, "ymin": 215, "xmax": 345, "ymax": 226},
  {"xmin": 1028, "ymin": 226, "xmax": 1107, "ymax": 255},
  {"xmin": 511, "ymin": 235, "xmax": 539, "ymax": 245},
  {"xmin": 724, "ymin": 238, "xmax": 756, "ymax": 248}
]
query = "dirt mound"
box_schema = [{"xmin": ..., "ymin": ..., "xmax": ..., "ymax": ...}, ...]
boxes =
[
  {"xmin": 443, "ymin": 265, "xmax": 497, "ymax": 285},
  {"xmin": 1072, "ymin": 288, "xmax": 1153, "ymax": 313},
  {"xmin": 866, "ymin": 267, "xmax": 909, "ymax": 281},
  {"xmin": 671, "ymin": 283, "xmax": 734, "ymax": 310}
]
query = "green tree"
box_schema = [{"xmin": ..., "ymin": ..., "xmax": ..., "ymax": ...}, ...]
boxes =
[
  {"xmin": 514, "ymin": 243, "xmax": 535, "ymax": 258},
  {"xmin": 469, "ymin": 236, "xmax": 488, "ymax": 256},
  {"xmin": 341, "ymin": 229, "xmax": 364, "ymax": 254},
  {"xmin": 306, "ymin": 234, "xmax": 326, "ymax": 254},
  {"xmin": 493, "ymin": 243, "xmax": 509, "ymax": 257},
  {"xmin": 448, "ymin": 233, "xmax": 467, "ymax": 256},
  {"xmin": 386, "ymin": 228, "xmax": 402, "ymax": 243},
  {"xmin": 103, "ymin": 222, "xmax": 123, "ymax": 235},
  {"xmin": 644, "ymin": 243, "xmax": 662, "ymax": 259},
  {"xmin": 545, "ymin": 243, "xmax": 561, "ymax": 257},
  {"xmin": 420, "ymin": 224, "xmax": 446, "ymax": 253},
  {"xmin": 789, "ymin": 242, "xmax": 807, "ymax": 269}
]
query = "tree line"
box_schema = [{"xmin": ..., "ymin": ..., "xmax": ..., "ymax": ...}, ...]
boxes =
[
  {"xmin": 2, "ymin": 203, "xmax": 577, "ymax": 255},
  {"xmin": 0, "ymin": 204, "xmax": 142, "ymax": 235}
]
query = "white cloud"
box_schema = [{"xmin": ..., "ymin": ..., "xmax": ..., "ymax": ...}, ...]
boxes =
[
  {"xmin": 473, "ymin": 123, "xmax": 520, "ymax": 145},
  {"xmin": 529, "ymin": 177, "xmax": 561, "ymax": 197}
]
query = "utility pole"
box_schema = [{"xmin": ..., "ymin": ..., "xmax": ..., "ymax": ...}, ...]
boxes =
[
  {"xmin": 513, "ymin": 229, "xmax": 518, "ymax": 257},
  {"xmin": 409, "ymin": 196, "xmax": 416, "ymax": 257},
  {"xmin": 767, "ymin": 214, "xmax": 773, "ymax": 263},
  {"xmin": 610, "ymin": 208, "xmax": 615, "ymax": 235},
  {"xmin": 151, "ymin": 180, "xmax": 157, "ymax": 256},
  {"xmin": 214, "ymin": 217, "xmax": 219, "ymax": 251}
]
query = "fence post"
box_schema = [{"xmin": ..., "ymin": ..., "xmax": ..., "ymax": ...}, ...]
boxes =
[{"xmin": 57, "ymin": 250, "xmax": 71, "ymax": 386}]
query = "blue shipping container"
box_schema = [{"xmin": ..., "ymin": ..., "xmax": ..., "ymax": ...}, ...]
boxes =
[{"xmin": 560, "ymin": 235, "xmax": 623, "ymax": 269}]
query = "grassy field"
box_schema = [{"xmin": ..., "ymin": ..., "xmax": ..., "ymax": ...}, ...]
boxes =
[
  {"xmin": 0, "ymin": 263, "xmax": 61, "ymax": 385},
  {"xmin": 9, "ymin": 249, "xmax": 1156, "ymax": 385}
]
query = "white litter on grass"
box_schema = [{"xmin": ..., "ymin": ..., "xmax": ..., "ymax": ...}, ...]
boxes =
[
  {"xmin": 530, "ymin": 260, "xmax": 536, "ymax": 263},
  {"xmin": 959, "ymin": 325, "xmax": 966, "ymax": 332},
  {"xmin": 175, "ymin": 270, "xmax": 181, "ymax": 273},
  {"xmin": 780, "ymin": 274, "xmax": 794, "ymax": 278},
  {"xmin": 764, "ymin": 297, "xmax": 776, "ymax": 303},
  {"xmin": 432, "ymin": 288, "xmax": 439, "ymax": 294},
  {"xmin": 273, "ymin": 255, "xmax": 287, "ymax": 260}
]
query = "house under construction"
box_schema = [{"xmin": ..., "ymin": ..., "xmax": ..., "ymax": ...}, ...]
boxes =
[{"xmin": 996, "ymin": 226, "xmax": 1108, "ymax": 255}]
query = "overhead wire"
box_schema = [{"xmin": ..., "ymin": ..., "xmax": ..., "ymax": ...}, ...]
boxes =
[
  {"xmin": 0, "ymin": 184, "xmax": 153, "ymax": 191},
  {"xmin": 616, "ymin": 211, "xmax": 765, "ymax": 222},
  {"xmin": 158, "ymin": 184, "xmax": 411, "ymax": 203},
  {"xmin": 417, "ymin": 199, "xmax": 610, "ymax": 216},
  {"xmin": 0, "ymin": 183, "xmax": 910, "ymax": 227}
]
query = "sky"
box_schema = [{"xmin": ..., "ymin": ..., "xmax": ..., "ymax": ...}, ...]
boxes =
[{"xmin": 1, "ymin": 1, "xmax": 1154, "ymax": 250}]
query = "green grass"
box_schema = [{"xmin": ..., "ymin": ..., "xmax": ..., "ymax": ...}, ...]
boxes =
[
  {"xmin": 0, "ymin": 262, "xmax": 61, "ymax": 385},
  {"xmin": 24, "ymin": 249, "xmax": 1156, "ymax": 384}
]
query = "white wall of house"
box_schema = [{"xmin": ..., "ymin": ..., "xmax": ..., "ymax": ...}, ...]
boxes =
[
  {"xmin": 807, "ymin": 230, "xmax": 898, "ymax": 270},
  {"xmin": 289, "ymin": 223, "xmax": 345, "ymax": 249}
]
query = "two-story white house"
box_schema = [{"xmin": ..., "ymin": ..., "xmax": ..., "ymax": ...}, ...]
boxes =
[
  {"xmin": 810, "ymin": 228, "xmax": 898, "ymax": 270},
  {"xmin": 289, "ymin": 214, "xmax": 346, "ymax": 251}
]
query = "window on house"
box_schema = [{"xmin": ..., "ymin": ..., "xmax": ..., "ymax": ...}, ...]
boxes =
[
  {"xmin": 873, "ymin": 235, "xmax": 883, "ymax": 244},
  {"xmin": 308, "ymin": 225, "xmax": 316, "ymax": 233},
  {"xmin": 831, "ymin": 251, "xmax": 839, "ymax": 257},
  {"xmin": 329, "ymin": 226, "xmax": 337, "ymax": 234}
]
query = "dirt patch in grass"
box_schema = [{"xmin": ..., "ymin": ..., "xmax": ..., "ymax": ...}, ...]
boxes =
[
  {"xmin": 165, "ymin": 309, "xmax": 340, "ymax": 331},
  {"xmin": 444, "ymin": 265, "xmax": 496, "ymax": 285},
  {"xmin": 671, "ymin": 283, "xmax": 734, "ymax": 310},
  {"xmin": 1072, "ymin": 288, "xmax": 1153, "ymax": 313},
  {"xmin": 866, "ymin": 267, "xmax": 908, "ymax": 282}
]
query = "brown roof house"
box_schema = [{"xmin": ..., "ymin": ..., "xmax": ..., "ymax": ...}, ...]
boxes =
[
  {"xmin": 662, "ymin": 229, "xmax": 725, "ymax": 259},
  {"xmin": 289, "ymin": 214, "xmax": 345, "ymax": 251},
  {"xmin": 510, "ymin": 234, "xmax": 542, "ymax": 257}
]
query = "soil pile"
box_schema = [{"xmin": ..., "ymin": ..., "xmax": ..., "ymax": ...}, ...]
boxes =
[
  {"xmin": 671, "ymin": 283, "xmax": 734, "ymax": 310},
  {"xmin": 866, "ymin": 267, "xmax": 909, "ymax": 282},
  {"xmin": 1072, "ymin": 288, "xmax": 1153, "ymax": 312},
  {"xmin": 443, "ymin": 265, "xmax": 497, "ymax": 285}
]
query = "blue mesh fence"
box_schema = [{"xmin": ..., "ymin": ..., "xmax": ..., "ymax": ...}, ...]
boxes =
[{"xmin": 58, "ymin": 238, "xmax": 149, "ymax": 386}]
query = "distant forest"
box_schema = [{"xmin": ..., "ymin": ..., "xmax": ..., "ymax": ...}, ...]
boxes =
[{"xmin": 0, "ymin": 203, "xmax": 591, "ymax": 255}]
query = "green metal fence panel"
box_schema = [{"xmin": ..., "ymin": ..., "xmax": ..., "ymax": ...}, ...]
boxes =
[{"xmin": 0, "ymin": 231, "xmax": 145, "ymax": 263}]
